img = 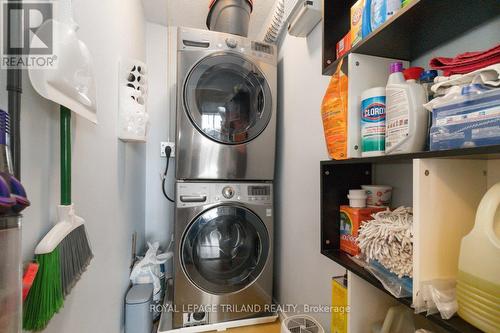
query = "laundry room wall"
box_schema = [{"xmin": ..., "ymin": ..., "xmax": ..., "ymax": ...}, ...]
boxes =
[
  {"xmin": 410, "ymin": 18, "xmax": 499, "ymax": 69},
  {"xmin": 0, "ymin": 0, "xmax": 147, "ymax": 332},
  {"xmin": 144, "ymin": 22, "xmax": 176, "ymax": 251},
  {"xmin": 275, "ymin": 23, "xmax": 345, "ymax": 330}
]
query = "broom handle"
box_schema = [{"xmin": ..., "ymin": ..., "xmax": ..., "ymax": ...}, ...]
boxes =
[{"xmin": 60, "ymin": 106, "xmax": 71, "ymax": 205}]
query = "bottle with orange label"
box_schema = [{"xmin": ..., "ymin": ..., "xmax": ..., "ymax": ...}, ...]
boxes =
[{"xmin": 321, "ymin": 60, "xmax": 349, "ymax": 160}]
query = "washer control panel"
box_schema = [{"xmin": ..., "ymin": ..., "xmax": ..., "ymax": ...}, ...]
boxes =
[
  {"xmin": 177, "ymin": 182, "xmax": 272, "ymax": 207},
  {"xmin": 247, "ymin": 185, "xmax": 271, "ymax": 202}
]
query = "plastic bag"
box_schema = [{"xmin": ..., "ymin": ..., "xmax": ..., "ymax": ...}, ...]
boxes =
[
  {"xmin": 413, "ymin": 279, "xmax": 457, "ymax": 319},
  {"xmin": 130, "ymin": 242, "xmax": 172, "ymax": 320},
  {"xmin": 371, "ymin": 305, "xmax": 415, "ymax": 333},
  {"xmin": 130, "ymin": 242, "xmax": 171, "ymax": 296},
  {"xmin": 365, "ymin": 260, "xmax": 412, "ymax": 298},
  {"xmin": 321, "ymin": 59, "xmax": 349, "ymax": 160}
]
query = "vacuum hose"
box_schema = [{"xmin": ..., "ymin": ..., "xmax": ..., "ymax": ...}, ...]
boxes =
[
  {"xmin": 6, "ymin": 0, "xmax": 23, "ymax": 179},
  {"xmin": 7, "ymin": 68, "xmax": 21, "ymax": 179}
]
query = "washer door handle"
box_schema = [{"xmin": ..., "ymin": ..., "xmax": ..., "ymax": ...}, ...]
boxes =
[{"xmin": 180, "ymin": 195, "xmax": 207, "ymax": 203}]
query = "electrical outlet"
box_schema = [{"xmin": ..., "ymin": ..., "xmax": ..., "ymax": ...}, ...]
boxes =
[{"xmin": 161, "ymin": 142, "xmax": 175, "ymax": 157}]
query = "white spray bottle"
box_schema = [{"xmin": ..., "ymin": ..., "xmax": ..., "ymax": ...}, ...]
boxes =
[{"xmin": 385, "ymin": 62, "xmax": 428, "ymax": 154}]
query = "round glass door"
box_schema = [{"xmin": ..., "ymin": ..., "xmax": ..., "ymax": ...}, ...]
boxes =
[
  {"xmin": 184, "ymin": 53, "xmax": 272, "ymax": 144},
  {"xmin": 181, "ymin": 205, "xmax": 269, "ymax": 295}
]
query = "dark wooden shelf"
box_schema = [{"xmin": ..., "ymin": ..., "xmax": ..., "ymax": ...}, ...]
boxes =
[
  {"xmin": 322, "ymin": 0, "xmax": 500, "ymax": 75},
  {"xmin": 322, "ymin": 250, "xmax": 484, "ymax": 333},
  {"xmin": 321, "ymin": 144, "xmax": 500, "ymax": 165}
]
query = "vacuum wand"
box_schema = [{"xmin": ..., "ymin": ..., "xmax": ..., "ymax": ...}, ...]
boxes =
[
  {"xmin": 7, "ymin": 67, "xmax": 22, "ymax": 179},
  {"xmin": 6, "ymin": 0, "xmax": 23, "ymax": 179}
]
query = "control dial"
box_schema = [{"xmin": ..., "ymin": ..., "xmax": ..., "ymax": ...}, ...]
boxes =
[
  {"xmin": 225, "ymin": 38, "xmax": 238, "ymax": 48},
  {"xmin": 222, "ymin": 186, "xmax": 235, "ymax": 199},
  {"xmin": 193, "ymin": 312, "xmax": 205, "ymax": 321}
]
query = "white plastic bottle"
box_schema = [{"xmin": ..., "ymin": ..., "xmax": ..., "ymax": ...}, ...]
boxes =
[
  {"xmin": 385, "ymin": 62, "xmax": 428, "ymax": 154},
  {"xmin": 457, "ymin": 182, "xmax": 500, "ymax": 333},
  {"xmin": 386, "ymin": 0, "xmax": 402, "ymax": 18}
]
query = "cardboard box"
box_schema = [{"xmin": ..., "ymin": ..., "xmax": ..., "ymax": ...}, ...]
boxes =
[
  {"xmin": 350, "ymin": 0, "xmax": 364, "ymax": 47},
  {"xmin": 336, "ymin": 32, "xmax": 351, "ymax": 59},
  {"xmin": 339, "ymin": 205, "xmax": 385, "ymax": 256}
]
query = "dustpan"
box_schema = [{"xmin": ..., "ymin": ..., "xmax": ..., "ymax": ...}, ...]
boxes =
[{"xmin": 28, "ymin": 11, "xmax": 97, "ymax": 122}]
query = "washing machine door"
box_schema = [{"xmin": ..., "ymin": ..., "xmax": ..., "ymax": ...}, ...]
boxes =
[
  {"xmin": 184, "ymin": 53, "xmax": 272, "ymax": 145},
  {"xmin": 181, "ymin": 205, "xmax": 269, "ymax": 295}
]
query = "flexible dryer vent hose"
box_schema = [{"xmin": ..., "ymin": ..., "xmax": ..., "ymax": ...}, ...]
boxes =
[{"xmin": 264, "ymin": 0, "xmax": 286, "ymax": 44}]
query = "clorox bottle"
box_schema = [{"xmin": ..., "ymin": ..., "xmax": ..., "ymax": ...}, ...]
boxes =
[
  {"xmin": 457, "ymin": 182, "xmax": 500, "ymax": 333},
  {"xmin": 361, "ymin": 87, "xmax": 386, "ymax": 157}
]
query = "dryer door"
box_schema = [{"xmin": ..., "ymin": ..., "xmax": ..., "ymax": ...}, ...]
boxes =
[
  {"xmin": 184, "ymin": 53, "xmax": 272, "ymax": 145},
  {"xmin": 181, "ymin": 205, "xmax": 269, "ymax": 295}
]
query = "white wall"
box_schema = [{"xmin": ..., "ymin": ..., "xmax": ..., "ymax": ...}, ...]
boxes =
[
  {"xmin": 275, "ymin": 23, "xmax": 345, "ymax": 330},
  {"xmin": 144, "ymin": 23, "xmax": 175, "ymax": 251},
  {"xmin": 1, "ymin": 0, "xmax": 147, "ymax": 332},
  {"xmin": 411, "ymin": 17, "xmax": 500, "ymax": 67}
]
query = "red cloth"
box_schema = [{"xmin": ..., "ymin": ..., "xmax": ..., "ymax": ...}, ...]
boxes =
[{"xmin": 429, "ymin": 44, "xmax": 500, "ymax": 76}]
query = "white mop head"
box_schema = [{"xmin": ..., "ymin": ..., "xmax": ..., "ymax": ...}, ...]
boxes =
[{"xmin": 357, "ymin": 207, "xmax": 413, "ymax": 278}]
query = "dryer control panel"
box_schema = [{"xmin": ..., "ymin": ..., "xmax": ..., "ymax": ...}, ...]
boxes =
[
  {"xmin": 178, "ymin": 27, "xmax": 277, "ymax": 65},
  {"xmin": 176, "ymin": 182, "xmax": 272, "ymax": 208}
]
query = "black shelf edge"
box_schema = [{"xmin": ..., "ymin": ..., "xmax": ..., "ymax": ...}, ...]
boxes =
[
  {"xmin": 322, "ymin": 249, "xmax": 483, "ymax": 333},
  {"xmin": 321, "ymin": 145, "xmax": 500, "ymax": 165},
  {"xmin": 322, "ymin": 0, "xmax": 500, "ymax": 75}
]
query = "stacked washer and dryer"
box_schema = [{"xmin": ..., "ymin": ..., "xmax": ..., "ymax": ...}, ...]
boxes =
[{"xmin": 173, "ymin": 27, "xmax": 277, "ymax": 329}]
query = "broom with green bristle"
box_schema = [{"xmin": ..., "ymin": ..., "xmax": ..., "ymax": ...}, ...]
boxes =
[{"xmin": 23, "ymin": 106, "xmax": 93, "ymax": 331}]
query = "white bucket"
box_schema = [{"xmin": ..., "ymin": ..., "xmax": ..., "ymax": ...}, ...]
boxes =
[
  {"xmin": 362, "ymin": 185, "xmax": 392, "ymax": 207},
  {"xmin": 348, "ymin": 189, "xmax": 367, "ymax": 208}
]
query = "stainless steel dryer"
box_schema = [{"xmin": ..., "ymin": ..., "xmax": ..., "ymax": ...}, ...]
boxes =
[
  {"xmin": 173, "ymin": 181, "xmax": 273, "ymax": 328},
  {"xmin": 176, "ymin": 27, "xmax": 277, "ymax": 180}
]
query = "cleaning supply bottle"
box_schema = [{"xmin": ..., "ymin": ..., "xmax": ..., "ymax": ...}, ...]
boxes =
[
  {"xmin": 386, "ymin": 0, "xmax": 402, "ymax": 18},
  {"xmin": 321, "ymin": 60, "xmax": 348, "ymax": 160},
  {"xmin": 419, "ymin": 70, "xmax": 438, "ymax": 150},
  {"xmin": 457, "ymin": 182, "xmax": 500, "ymax": 333},
  {"xmin": 362, "ymin": 0, "xmax": 401, "ymax": 37},
  {"xmin": 402, "ymin": 0, "xmax": 412, "ymax": 7},
  {"xmin": 361, "ymin": 0, "xmax": 373, "ymax": 37},
  {"xmin": 403, "ymin": 67, "xmax": 424, "ymax": 82},
  {"xmin": 361, "ymin": 87, "xmax": 386, "ymax": 156},
  {"xmin": 419, "ymin": 70, "xmax": 438, "ymax": 101},
  {"xmin": 385, "ymin": 62, "xmax": 428, "ymax": 154}
]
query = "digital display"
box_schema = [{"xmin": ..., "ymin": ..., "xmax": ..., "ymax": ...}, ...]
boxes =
[
  {"xmin": 252, "ymin": 42, "xmax": 273, "ymax": 55},
  {"xmin": 249, "ymin": 186, "xmax": 270, "ymax": 196}
]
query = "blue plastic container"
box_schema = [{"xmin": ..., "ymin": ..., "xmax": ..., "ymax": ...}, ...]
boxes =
[{"xmin": 430, "ymin": 85, "xmax": 500, "ymax": 151}]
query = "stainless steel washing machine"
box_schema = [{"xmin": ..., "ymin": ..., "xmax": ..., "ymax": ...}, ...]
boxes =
[
  {"xmin": 173, "ymin": 181, "xmax": 273, "ymax": 328},
  {"xmin": 176, "ymin": 27, "xmax": 277, "ymax": 181}
]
